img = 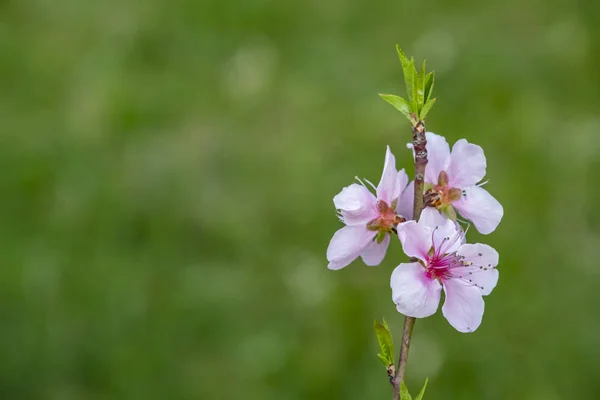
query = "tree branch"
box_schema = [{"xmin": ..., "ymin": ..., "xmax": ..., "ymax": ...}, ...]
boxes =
[
  {"xmin": 391, "ymin": 119, "xmax": 427, "ymax": 400},
  {"xmin": 410, "ymin": 120, "xmax": 428, "ymax": 221}
]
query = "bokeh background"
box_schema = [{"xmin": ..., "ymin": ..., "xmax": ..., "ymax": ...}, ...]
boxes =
[{"xmin": 2, "ymin": 0, "xmax": 600, "ymax": 398}]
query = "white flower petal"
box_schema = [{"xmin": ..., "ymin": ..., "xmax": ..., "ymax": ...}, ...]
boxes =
[
  {"xmin": 397, "ymin": 221, "xmax": 431, "ymax": 262},
  {"xmin": 391, "ymin": 262, "xmax": 442, "ymax": 318},
  {"xmin": 333, "ymin": 184, "xmax": 369, "ymax": 210},
  {"xmin": 419, "ymin": 208, "xmax": 463, "ymax": 255},
  {"xmin": 447, "ymin": 139, "xmax": 487, "ymax": 188},
  {"xmin": 327, "ymin": 254, "xmax": 359, "ymax": 270},
  {"xmin": 326, "ymin": 225, "xmax": 374, "ymax": 270},
  {"xmin": 333, "ymin": 184, "xmax": 378, "ymax": 225},
  {"xmin": 442, "ymin": 279, "xmax": 485, "ymax": 333},
  {"xmin": 377, "ymin": 146, "xmax": 400, "ymax": 205},
  {"xmin": 418, "ymin": 207, "xmax": 448, "ymax": 230},
  {"xmin": 397, "ymin": 169, "xmax": 409, "ymax": 199},
  {"xmin": 424, "ymin": 132, "xmax": 451, "ymax": 184},
  {"xmin": 457, "ymin": 243, "xmax": 499, "ymax": 296},
  {"xmin": 396, "ymin": 180, "xmax": 414, "ymax": 221},
  {"xmin": 453, "ymin": 186, "xmax": 503, "ymax": 235},
  {"xmin": 360, "ymin": 234, "xmax": 390, "ymax": 266}
]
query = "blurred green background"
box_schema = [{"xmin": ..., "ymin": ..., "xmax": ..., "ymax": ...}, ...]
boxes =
[{"xmin": 1, "ymin": 0, "xmax": 599, "ymax": 398}]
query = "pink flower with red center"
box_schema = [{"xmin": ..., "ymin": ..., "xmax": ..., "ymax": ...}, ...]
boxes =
[
  {"xmin": 327, "ymin": 146, "xmax": 413, "ymax": 270},
  {"xmin": 408, "ymin": 132, "xmax": 503, "ymax": 234},
  {"xmin": 391, "ymin": 208, "xmax": 499, "ymax": 332}
]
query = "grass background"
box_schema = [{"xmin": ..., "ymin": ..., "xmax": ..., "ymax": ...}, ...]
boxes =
[{"xmin": 1, "ymin": 0, "xmax": 600, "ymax": 398}]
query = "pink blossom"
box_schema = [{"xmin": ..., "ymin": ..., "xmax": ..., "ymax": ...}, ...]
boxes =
[
  {"xmin": 408, "ymin": 132, "xmax": 503, "ymax": 234},
  {"xmin": 327, "ymin": 146, "xmax": 413, "ymax": 270},
  {"xmin": 391, "ymin": 208, "xmax": 499, "ymax": 332}
]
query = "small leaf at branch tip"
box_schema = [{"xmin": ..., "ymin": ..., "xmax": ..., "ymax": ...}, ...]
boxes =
[
  {"xmin": 396, "ymin": 45, "xmax": 417, "ymax": 105},
  {"xmin": 419, "ymin": 98, "xmax": 437, "ymax": 120},
  {"xmin": 379, "ymin": 94, "xmax": 413, "ymax": 122},
  {"xmin": 414, "ymin": 378, "xmax": 429, "ymax": 400},
  {"xmin": 382, "ymin": 317, "xmax": 391, "ymax": 333},
  {"xmin": 374, "ymin": 318, "xmax": 395, "ymax": 368},
  {"xmin": 410, "ymin": 58, "xmax": 418, "ymax": 112},
  {"xmin": 396, "ymin": 45, "xmax": 409, "ymax": 66},
  {"xmin": 400, "ymin": 381, "xmax": 413, "ymax": 400},
  {"xmin": 424, "ymin": 71, "xmax": 435, "ymax": 103},
  {"xmin": 391, "ymin": 46, "xmax": 435, "ymax": 122},
  {"xmin": 416, "ymin": 59, "xmax": 426, "ymax": 114}
]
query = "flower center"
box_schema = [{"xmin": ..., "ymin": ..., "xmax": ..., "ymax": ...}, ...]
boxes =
[
  {"xmin": 423, "ymin": 226, "xmax": 466, "ymax": 280},
  {"xmin": 425, "ymin": 255, "xmax": 454, "ymax": 279},
  {"xmin": 366, "ymin": 200, "xmax": 405, "ymax": 235},
  {"xmin": 424, "ymin": 170, "xmax": 462, "ymax": 214}
]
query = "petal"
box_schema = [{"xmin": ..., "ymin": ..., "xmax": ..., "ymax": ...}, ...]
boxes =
[
  {"xmin": 333, "ymin": 184, "xmax": 378, "ymax": 225},
  {"xmin": 391, "ymin": 262, "xmax": 442, "ymax": 318},
  {"xmin": 333, "ymin": 183, "xmax": 371, "ymax": 210},
  {"xmin": 418, "ymin": 207, "xmax": 448, "ymax": 230},
  {"xmin": 447, "ymin": 139, "xmax": 487, "ymax": 188},
  {"xmin": 396, "ymin": 180, "xmax": 414, "ymax": 220},
  {"xmin": 457, "ymin": 243, "xmax": 499, "ymax": 295},
  {"xmin": 419, "ymin": 208, "xmax": 463, "ymax": 255},
  {"xmin": 442, "ymin": 279, "xmax": 485, "ymax": 333},
  {"xmin": 453, "ymin": 186, "xmax": 503, "ymax": 235},
  {"xmin": 396, "ymin": 221, "xmax": 431, "ymax": 262},
  {"xmin": 377, "ymin": 146, "xmax": 400, "ymax": 204},
  {"xmin": 396, "ymin": 169, "xmax": 409, "ymax": 199},
  {"xmin": 327, "ymin": 225, "xmax": 375, "ymax": 270},
  {"xmin": 424, "ymin": 132, "xmax": 451, "ymax": 184},
  {"xmin": 327, "ymin": 254, "xmax": 360, "ymax": 270},
  {"xmin": 361, "ymin": 234, "xmax": 390, "ymax": 266}
]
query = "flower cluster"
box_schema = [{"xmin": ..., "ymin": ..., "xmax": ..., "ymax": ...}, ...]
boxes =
[{"xmin": 327, "ymin": 132, "xmax": 503, "ymax": 332}]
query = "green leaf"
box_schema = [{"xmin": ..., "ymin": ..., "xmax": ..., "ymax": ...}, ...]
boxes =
[
  {"xmin": 416, "ymin": 59, "xmax": 426, "ymax": 114},
  {"xmin": 424, "ymin": 71, "xmax": 435, "ymax": 103},
  {"xmin": 400, "ymin": 381, "xmax": 412, "ymax": 400},
  {"xmin": 392, "ymin": 46, "xmax": 435, "ymax": 123},
  {"xmin": 410, "ymin": 57, "xmax": 419, "ymax": 113},
  {"xmin": 420, "ymin": 97, "xmax": 436, "ymax": 120},
  {"xmin": 396, "ymin": 45, "xmax": 416, "ymax": 105},
  {"xmin": 379, "ymin": 94, "xmax": 412, "ymax": 123},
  {"xmin": 377, "ymin": 353, "xmax": 389, "ymax": 366},
  {"xmin": 414, "ymin": 378, "xmax": 429, "ymax": 400},
  {"xmin": 374, "ymin": 319, "xmax": 394, "ymax": 367}
]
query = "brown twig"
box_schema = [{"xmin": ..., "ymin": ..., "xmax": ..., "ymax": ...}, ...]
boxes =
[
  {"xmin": 391, "ymin": 118, "xmax": 428, "ymax": 400},
  {"xmin": 410, "ymin": 120, "xmax": 428, "ymax": 221}
]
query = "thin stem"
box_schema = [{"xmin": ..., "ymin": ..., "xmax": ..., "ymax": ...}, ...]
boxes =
[
  {"xmin": 392, "ymin": 384, "xmax": 399, "ymax": 399},
  {"xmin": 391, "ymin": 119, "xmax": 428, "ymax": 399},
  {"xmin": 411, "ymin": 120, "xmax": 428, "ymax": 221},
  {"xmin": 394, "ymin": 316, "xmax": 415, "ymax": 395}
]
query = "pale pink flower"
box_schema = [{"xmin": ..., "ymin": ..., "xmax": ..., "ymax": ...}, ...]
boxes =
[
  {"xmin": 391, "ymin": 208, "xmax": 499, "ymax": 332},
  {"xmin": 327, "ymin": 146, "xmax": 413, "ymax": 270},
  {"xmin": 408, "ymin": 132, "xmax": 503, "ymax": 234}
]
